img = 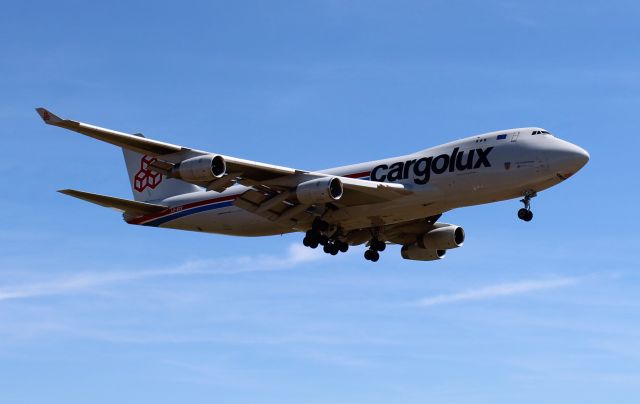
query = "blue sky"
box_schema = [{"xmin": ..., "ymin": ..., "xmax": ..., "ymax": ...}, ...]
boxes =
[{"xmin": 2, "ymin": 1, "xmax": 640, "ymax": 403}]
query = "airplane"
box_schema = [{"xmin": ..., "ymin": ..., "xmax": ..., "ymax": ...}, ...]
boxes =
[{"xmin": 36, "ymin": 108, "xmax": 589, "ymax": 262}]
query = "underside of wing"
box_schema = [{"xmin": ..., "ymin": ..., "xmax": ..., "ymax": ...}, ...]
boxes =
[{"xmin": 232, "ymin": 175, "xmax": 413, "ymax": 228}]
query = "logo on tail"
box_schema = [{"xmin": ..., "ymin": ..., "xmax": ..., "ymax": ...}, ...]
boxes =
[{"xmin": 134, "ymin": 155, "xmax": 163, "ymax": 192}]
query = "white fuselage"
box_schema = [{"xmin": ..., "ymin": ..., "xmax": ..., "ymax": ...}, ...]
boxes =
[{"xmin": 128, "ymin": 128, "xmax": 589, "ymax": 236}]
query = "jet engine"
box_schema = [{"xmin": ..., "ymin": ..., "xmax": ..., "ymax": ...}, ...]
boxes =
[
  {"xmin": 418, "ymin": 225, "xmax": 465, "ymax": 250},
  {"xmin": 401, "ymin": 244, "xmax": 446, "ymax": 261},
  {"xmin": 173, "ymin": 155, "xmax": 227, "ymax": 182},
  {"xmin": 296, "ymin": 177, "xmax": 343, "ymax": 205}
]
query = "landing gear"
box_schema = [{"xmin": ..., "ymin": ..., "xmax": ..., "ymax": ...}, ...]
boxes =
[
  {"xmin": 518, "ymin": 190, "xmax": 536, "ymax": 222},
  {"xmin": 312, "ymin": 218, "xmax": 329, "ymax": 232},
  {"xmin": 303, "ymin": 230, "xmax": 319, "ymax": 248},
  {"xmin": 370, "ymin": 239, "xmax": 386, "ymax": 252},
  {"xmin": 364, "ymin": 249, "xmax": 380, "ymax": 262},
  {"xmin": 303, "ymin": 219, "xmax": 329, "ymax": 249},
  {"xmin": 323, "ymin": 243, "xmax": 339, "ymax": 255},
  {"xmin": 321, "ymin": 239, "xmax": 348, "ymax": 255},
  {"xmin": 303, "ymin": 219, "xmax": 349, "ymax": 255},
  {"xmin": 364, "ymin": 237, "xmax": 385, "ymax": 262}
]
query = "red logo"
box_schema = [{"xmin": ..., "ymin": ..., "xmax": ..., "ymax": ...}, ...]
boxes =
[
  {"xmin": 134, "ymin": 155, "xmax": 163, "ymax": 192},
  {"xmin": 42, "ymin": 110, "xmax": 51, "ymax": 121}
]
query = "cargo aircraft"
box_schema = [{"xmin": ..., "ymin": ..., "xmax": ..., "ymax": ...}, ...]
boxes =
[{"xmin": 36, "ymin": 108, "xmax": 589, "ymax": 262}]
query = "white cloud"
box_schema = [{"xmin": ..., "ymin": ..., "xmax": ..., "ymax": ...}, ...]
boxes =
[
  {"xmin": 0, "ymin": 243, "xmax": 325, "ymax": 302},
  {"xmin": 175, "ymin": 242, "xmax": 325, "ymax": 274},
  {"xmin": 415, "ymin": 277, "xmax": 578, "ymax": 307}
]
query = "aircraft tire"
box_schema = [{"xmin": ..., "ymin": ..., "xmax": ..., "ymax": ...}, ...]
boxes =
[
  {"xmin": 518, "ymin": 208, "xmax": 529, "ymax": 221},
  {"xmin": 364, "ymin": 249, "xmax": 379, "ymax": 262},
  {"xmin": 524, "ymin": 210, "xmax": 533, "ymax": 222},
  {"xmin": 370, "ymin": 250, "xmax": 380, "ymax": 262}
]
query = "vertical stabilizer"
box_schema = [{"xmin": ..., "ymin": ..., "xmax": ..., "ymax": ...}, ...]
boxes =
[{"xmin": 122, "ymin": 139, "xmax": 200, "ymax": 202}]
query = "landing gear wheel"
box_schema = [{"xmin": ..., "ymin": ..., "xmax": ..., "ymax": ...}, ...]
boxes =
[
  {"xmin": 517, "ymin": 208, "xmax": 533, "ymax": 222},
  {"xmin": 338, "ymin": 242, "xmax": 349, "ymax": 253},
  {"xmin": 364, "ymin": 249, "xmax": 379, "ymax": 262},
  {"xmin": 364, "ymin": 249, "xmax": 373, "ymax": 261},
  {"xmin": 517, "ymin": 208, "xmax": 529, "ymax": 221},
  {"xmin": 303, "ymin": 230, "xmax": 321, "ymax": 248},
  {"xmin": 323, "ymin": 243, "xmax": 339, "ymax": 255},
  {"xmin": 370, "ymin": 250, "xmax": 379, "ymax": 262}
]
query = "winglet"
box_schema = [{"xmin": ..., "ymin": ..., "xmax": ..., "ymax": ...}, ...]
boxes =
[{"xmin": 35, "ymin": 107, "xmax": 63, "ymax": 124}]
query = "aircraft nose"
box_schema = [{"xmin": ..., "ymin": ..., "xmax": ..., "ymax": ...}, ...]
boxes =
[{"xmin": 548, "ymin": 140, "xmax": 590, "ymax": 179}]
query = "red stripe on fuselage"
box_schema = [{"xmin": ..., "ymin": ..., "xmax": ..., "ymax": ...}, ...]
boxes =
[
  {"xmin": 343, "ymin": 171, "xmax": 370, "ymax": 178},
  {"xmin": 127, "ymin": 194, "xmax": 238, "ymax": 225}
]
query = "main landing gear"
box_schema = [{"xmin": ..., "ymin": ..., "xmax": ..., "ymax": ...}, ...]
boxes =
[
  {"xmin": 302, "ymin": 219, "xmax": 349, "ymax": 256},
  {"xmin": 364, "ymin": 238, "xmax": 386, "ymax": 262},
  {"xmin": 517, "ymin": 190, "xmax": 536, "ymax": 222}
]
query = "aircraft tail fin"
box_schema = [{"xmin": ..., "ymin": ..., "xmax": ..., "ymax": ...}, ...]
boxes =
[{"xmin": 122, "ymin": 136, "xmax": 201, "ymax": 202}]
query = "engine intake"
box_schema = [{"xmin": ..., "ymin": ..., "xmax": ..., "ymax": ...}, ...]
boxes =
[
  {"xmin": 418, "ymin": 225, "xmax": 465, "ymax": 250},
  {"xmin": 401, "ymin": 245, "xmax": 446, "ymax": 261},
  {"xmin": 173, "ymin": 155, "xmax": 226, "ymax": 182},
  {"xmin": 296, "ymin": 177, "xmax": 343, "ymax": 205}
]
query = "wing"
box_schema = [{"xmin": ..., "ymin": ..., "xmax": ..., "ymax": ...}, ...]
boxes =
[
  {"xmin": 37, "ymin": 108, "xmax": 413, "ymax": 226},
  {"xmin": 36, "ymin": 107, "xmax": 296, "ymax": 177}
]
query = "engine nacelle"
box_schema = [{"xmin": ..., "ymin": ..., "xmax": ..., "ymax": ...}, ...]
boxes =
[
  {"xmin": 296, "ymin": 177, "xmax": 343, "ymax": 205},
  {"xmin": 418, "ymin": 225, "xmax": 465, "ymax": 250},
  {"xmin": 173, "ymin": 155, "xmax": 226, "ymax": 182},
  {"xmin": 401, "ymin": 244, "xmax": 446, "ymax": 261}
]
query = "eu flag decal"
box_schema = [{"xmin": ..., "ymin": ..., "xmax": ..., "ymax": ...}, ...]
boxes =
[{"xmin": 496, "ymin": 134, "xmax": 508, "ymax": 140}]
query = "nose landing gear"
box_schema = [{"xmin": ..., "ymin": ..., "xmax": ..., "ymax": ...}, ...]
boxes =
[{"xmin": 518, "ymin": 190, "xmax": 536, "ymax": 222}]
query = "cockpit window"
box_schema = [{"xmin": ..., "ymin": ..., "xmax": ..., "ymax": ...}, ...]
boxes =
[{"xmin": 532, "ymin": 130, "xmax": 551, "ymax": 135}]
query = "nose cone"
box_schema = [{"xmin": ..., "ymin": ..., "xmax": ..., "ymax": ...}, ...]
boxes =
[{"xmin": 548, "ymin": 140, "xmax": 589, "ymax": 179}]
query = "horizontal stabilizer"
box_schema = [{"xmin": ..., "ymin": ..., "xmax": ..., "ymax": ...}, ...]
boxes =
[
  {"xmin": 58, "ymin": 189, "xmax": 167, "ymax": 216},
  {"xmin": 36, "ymin": 107, "xmax": 183, "ymax": 156}
]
